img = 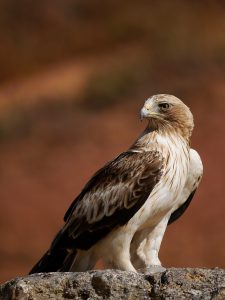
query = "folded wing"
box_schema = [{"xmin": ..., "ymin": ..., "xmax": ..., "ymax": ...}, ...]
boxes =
[{"xmin": 55, "ymin": 150, "xmax": 164, "ymax": 251}]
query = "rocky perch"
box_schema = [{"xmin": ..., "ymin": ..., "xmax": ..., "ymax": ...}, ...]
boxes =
[{"xmin": 0, "ymin": 268, "xmax": 225, "ymax": 300}]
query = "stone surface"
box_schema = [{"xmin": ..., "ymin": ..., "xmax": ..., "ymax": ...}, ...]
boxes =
[{"xmin": 0, "ymin": 268, "xmax": 225, "ymax": 300}]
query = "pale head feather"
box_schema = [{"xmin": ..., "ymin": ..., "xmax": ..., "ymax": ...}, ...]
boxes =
[{"xmin": 141, "ymin": 94, "xmax": 194, "ymax": 141}]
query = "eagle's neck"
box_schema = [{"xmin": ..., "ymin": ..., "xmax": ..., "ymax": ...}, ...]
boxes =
[
  {"xmin": 132, "ymin": 123, "xmax": 190, "ymax": 152},
  {"xmin": 147, "ymin": 119, "xmax": 193, "ymax": 142}
]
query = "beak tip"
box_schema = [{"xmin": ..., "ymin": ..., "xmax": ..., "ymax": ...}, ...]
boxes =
[{"xmin": 140, "ymin": 108, "xmax": 146, "ymax": 121}]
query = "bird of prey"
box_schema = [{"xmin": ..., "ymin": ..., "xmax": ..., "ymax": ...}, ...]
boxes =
[{"xmin": 30, "ymin": 94, "xmax": 203, "ymax": 274}]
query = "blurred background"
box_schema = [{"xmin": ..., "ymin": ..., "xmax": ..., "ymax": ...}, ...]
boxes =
[{"xmin": 0, "ymin": 0, "xmax": 225, "ymax": 283}]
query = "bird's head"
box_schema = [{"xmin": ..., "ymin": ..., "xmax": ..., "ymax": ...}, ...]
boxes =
[{"xmin": 140, "ymin": 94, "xmax": 194, "ymax": 140}]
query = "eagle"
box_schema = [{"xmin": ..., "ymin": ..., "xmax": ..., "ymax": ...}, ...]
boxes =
[{"xmin": 30, "ymin": 94, "xmax": 203, "ymax": 274}]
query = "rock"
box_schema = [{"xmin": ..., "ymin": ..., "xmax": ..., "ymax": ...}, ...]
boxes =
[{"xmin": 0, "ymin": 268, "xmax": 224, "ymax": 300}]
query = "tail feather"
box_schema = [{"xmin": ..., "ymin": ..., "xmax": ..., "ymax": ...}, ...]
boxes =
[
  {"xmin": 60, "ymin": 250, "xmax": 77, "ymax": 272},
  {"xmin": 29, "ymin": 248, "xmax": 72, "ymax": 274}
]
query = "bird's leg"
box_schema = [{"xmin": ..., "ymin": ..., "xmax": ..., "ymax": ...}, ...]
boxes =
[
  {"xmin": 99, "ymin": 227, "xmax": 137, "ymax": 272},
  {"xmin": 107, "ymin": 252, "xmax": 137, "ymax": 272},
  {"xmin": 131, "ymin": 215, "xmax": 170, "ymax": 274},
  {"xmin": 130, "ymin": 228, "xmax": 152, "ymax": 269}
]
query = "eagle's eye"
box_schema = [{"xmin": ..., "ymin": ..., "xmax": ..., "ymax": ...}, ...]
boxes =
[{"xmin": 158, "ymin": 102, "xmax": 170, "ymax": 111}]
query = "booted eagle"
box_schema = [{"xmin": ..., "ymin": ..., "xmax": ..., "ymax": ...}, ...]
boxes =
[{"xmin": 30, "ymin": 94, "xmax": 203, "ymax": 274}]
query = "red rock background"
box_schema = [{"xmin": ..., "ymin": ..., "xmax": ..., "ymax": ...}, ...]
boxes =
[{"xmin": 0, "ymin": 1, "xmax": 224, "ymax": 283}]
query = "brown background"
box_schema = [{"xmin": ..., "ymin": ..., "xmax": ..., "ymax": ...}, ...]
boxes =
[{"xmin": 0, "ymin": 1, "xmax": 224, "ymax": 283}]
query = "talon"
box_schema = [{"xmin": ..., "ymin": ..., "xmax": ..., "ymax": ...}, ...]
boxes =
[{"xmin": 139, "ymin": 265, "xmax": 166, "ymax": 274}]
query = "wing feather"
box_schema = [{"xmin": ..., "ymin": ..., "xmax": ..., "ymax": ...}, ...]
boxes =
[{"xmin": 53, "ymin": 150, "xmax": 164, "ymax": 250}]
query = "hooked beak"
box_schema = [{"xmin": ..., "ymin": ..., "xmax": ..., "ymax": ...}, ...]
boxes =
[
  {"xmin": 140, "ymin": 103, "xmax": 161, "ymax": 121},
  {"xmin": 140, "ymin": 107, "xmax": 149, "ymax": 121}
]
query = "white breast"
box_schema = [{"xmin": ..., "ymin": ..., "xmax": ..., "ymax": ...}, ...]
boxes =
[{"xmin": 129, "ymin": 133, "xmax": 190, "ymax": 229}]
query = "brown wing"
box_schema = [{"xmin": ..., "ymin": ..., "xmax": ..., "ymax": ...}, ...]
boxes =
[{"xmin": 52, "ymin": 150, "xmax": 164, "ymax": 251}]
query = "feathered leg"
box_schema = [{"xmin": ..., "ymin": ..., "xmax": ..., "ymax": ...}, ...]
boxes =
[
  {"xmin": 94, "ymin": 226, "xmax": 137, "ymax": 272},
  {"xmin": 130, "ymin": 215, "xmax": 169, "ymax": 273}
]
